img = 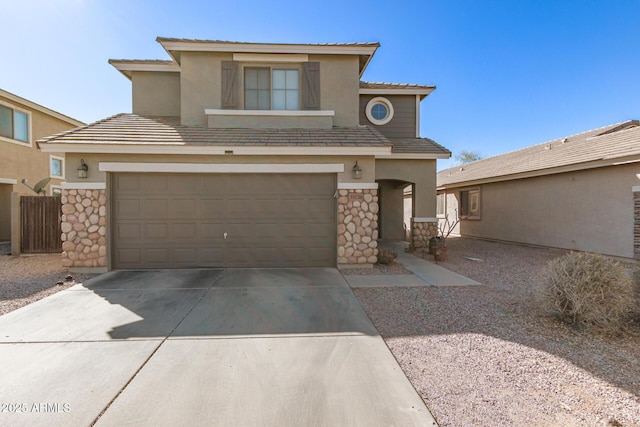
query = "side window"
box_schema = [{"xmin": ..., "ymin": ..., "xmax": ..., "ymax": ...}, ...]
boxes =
[
  {"xmin": 0, "ymin": 103, "xmax": 30, "ymax": 144},
  {"xmin": 50, "ymin": 155, "xmax": 64, "ymax": 179},
  {"xmin": 460, "ymin": 189, "xmax": 480, "ymax": 219},
  {"xmin": 436, "ymin": 193, "xmax": 446, "ymax": 217}
]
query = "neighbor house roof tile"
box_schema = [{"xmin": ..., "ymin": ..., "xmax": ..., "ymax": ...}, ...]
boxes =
[{"xmin": 437, "ymin": 120, "xmax": 640, "ymax": 187}]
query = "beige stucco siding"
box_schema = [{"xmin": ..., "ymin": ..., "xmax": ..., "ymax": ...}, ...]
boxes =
[
  {"xmin": 180, "ymin": 52, "xmax": 230, "ymax": 126},
  {"xmin": 378, "ymin": 180, "xmax": 406, "ymax": 240},
  {"xmin": 360, "ymin": 95, "xmax": 416, "ymax": 138},
  {"xmin": 132, "ymin": 72, "xmax": 180, "ymax": 117},
  {"xmin": 63, "ymin": 153, "xmax": 376, "ymax": 184},
  {"xmin": 0, "ymin": 184, "xmax": 11, "ymax": 240},
  {"xmin": 376, "ymin": 159, "xmax": 437, "ymax": 218},
  {"xmin": 311, "ymin": 54, "xmax": 359, "ymax": 127},
  {"xmin": 442, "ymin": 163, "xmax": 639, "ymax": 258},
  {"xmin": 177, "ymin": 52, "xmax": 359, "ymax": 128}
]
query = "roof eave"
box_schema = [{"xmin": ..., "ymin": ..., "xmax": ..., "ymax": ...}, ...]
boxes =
[
  {"xmin": 39, "ymin": 142, "xmax": 392, "ymax": 157},
  {"xmin": 108, "ymin": 60, "xmax": 180, "ymax": 80},
  {"xmin": 0, "ymin": 89, "xmax": 85, "ymax": 128},
  {"xmin": 359, "ymin": 86, "xmax": 436, "ymax": 97}
]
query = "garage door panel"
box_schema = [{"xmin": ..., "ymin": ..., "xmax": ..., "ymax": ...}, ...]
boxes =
[
  {"xmin": 116, "ymin": 223, "xmax": 141, "ymax": 240},
  {"xmin": 145, "ymin": 223, "xmax": 169, "ymax": 239},
  {"xmin": 140, "ymin": 175, "xmax": 168, "ymax": 193},
  {"xmin": 115, "ymin": 199, "xmax": 141, "ymax": 218},
  {"xmin": 173, "ymin": 223, "xmax": 197, "ymax": 239},
  {"xmin": 200, "ymin": 223, "xmax": 224, "ymax": 238},
  {"xmin": 146, "ymin": 248, "xmax": 170, "ymax": 263},
  {"xmin": 143, "ymin": 199, "xmax": 170, "ymax": 218},
  {"xmin": 114, "ymin": 174, "xmax": 140, "ymax": 192},
  {"xmin": 112, "ymin": 173, "xmax": 336, "ymax": 269},
  {"xmin": 200, "ymin": 199, "xmax": 224, "ymax": 216}
]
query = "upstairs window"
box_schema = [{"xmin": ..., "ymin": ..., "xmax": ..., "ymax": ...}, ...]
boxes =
[
  {"xmin": 244, "ymin": 68, "xmax": 299, "ymax": 110},
  {"xmin": 0, "ymin": 104, "xmax": 29, "ymax": 143}
]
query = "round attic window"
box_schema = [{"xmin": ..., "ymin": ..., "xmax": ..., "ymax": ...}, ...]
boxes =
[{"xmin": 365, "ymin": 97, "xmax": 394, "ymax": 125}]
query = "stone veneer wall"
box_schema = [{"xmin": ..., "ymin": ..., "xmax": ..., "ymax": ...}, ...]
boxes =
[
  {"xmin": 337, "ymin": 188, "xmax": 379, "ymax": 265},
  {"xmin": 411, "ymin": 220, "xmax": 439, "ymax": 249},
  {"xmin": 635, "ymin": 189, "xmax": 640, "ymax": 259},
  {"xmin": 60, "ymin": 189, "xmax": 107, "ymax": 268}
]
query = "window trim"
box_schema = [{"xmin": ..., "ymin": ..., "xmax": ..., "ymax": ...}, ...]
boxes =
[
  {"xmin": 0, "ymin": 100, "xmax": 32, "ymax": 147},
  {"xmin": 459, "ymin": 188, "xmax": 481, "ymax": 220},
  {"xmin": 50, "ymin": 155, "xmax": 65, "ymax": 179},
  {"xmin": 436, "ymin": 192, "xmax": 446, "ymax": 218},
  {"xmin": 365, "ymin": 97, "xmax": 394, "ymax": 126},
  {"xmin": 242, "ymin": 65, "xmax": 301, "ymax": 111}
]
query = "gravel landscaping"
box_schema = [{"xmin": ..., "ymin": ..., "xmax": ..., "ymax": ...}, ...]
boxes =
[
  {"xmin": 351, "ymin": 237, "xmax": 640, "ymax": 427},
  {"xmin": 0, "ymin": 252, "xmax": 98, "ymax": 316}
]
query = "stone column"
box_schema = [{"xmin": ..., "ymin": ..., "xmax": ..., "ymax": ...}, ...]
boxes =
[
  {"xmin": 60, "ymin": 187, "xmax": 107, "ymax": 270},
  {"xmin": 410, "ymin": 218, "xmax": 439, "ymax": 249},
  {"xmin": 337, "ymin": 187, "xmax": 379, "ymax": 266}
]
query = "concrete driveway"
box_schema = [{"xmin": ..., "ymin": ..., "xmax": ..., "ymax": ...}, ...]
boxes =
[{"xmin": 0, "ymin": 268, "xmax": 436, "ymax": 426}]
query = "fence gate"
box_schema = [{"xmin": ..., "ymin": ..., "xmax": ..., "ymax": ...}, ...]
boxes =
[{"xmin": 20, "ymin": 196, "xmax": 62, "ymax": 253}]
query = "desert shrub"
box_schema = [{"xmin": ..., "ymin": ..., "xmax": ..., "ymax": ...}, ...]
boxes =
[
  {"xmin": 377, "ymin": 248, "xmax": 398, "ymax": 265},
  {"xmin": 541, "ymin": 252, "xmax": 634, "ymax": 328}
]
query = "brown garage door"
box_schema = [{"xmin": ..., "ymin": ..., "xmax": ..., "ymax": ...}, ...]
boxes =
[{"xmin": 111, "ymin": 173, "xmax": 336, "ymax": 269}]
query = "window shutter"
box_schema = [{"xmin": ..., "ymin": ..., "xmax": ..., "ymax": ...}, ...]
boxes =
[
  {"xmin": 302, "ymin": 62, "xmax": 320, "ymax": 110},
  {"xmin": 221, "ymin": 61, "xmax": 239, "ymax": 109}
]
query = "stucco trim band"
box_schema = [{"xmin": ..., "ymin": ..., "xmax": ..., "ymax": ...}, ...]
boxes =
[
  {"xmin": 41, "ymin": 144, "xmax": 391, "ymax": 156},
  {"xmin": 337, "ymin": 183, "xmax": 379, "ymax": 189},
  {"xmin": 0, "ymin": 178, "xmax": 18, "ymax": 185},
  {"xmin": 61, "ymin": 182, "xmax": 107, "ymax": 190},
  {"xmin": 412, "ymin": 217, "xmax": 438, "ymax": 223},
  {"xmin": 99, "ymin": 162, "xmax": 345, "ymax": 174},
  {"xmin": 632, "ymin": 186, "xmax": 640, "ymax": 192},
  {"xmin": 205, "ymin": 109, "xmax": 335, "ymax": 117}
]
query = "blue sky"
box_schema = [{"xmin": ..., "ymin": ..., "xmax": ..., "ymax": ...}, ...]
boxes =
[{"xmin": 2, "ymin": 0, "xmax": 639, "ymax": 170}]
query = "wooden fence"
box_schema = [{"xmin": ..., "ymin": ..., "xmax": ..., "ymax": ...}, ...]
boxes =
[{"xmin": 20, "ymin": 196, "xmax": 62, "ymax": 253}]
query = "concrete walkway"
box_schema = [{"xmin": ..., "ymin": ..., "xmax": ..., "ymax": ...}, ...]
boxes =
[
  {"xmin": 0, "ymin": 268, "xmax": 437, "ymax": 426},
  {"xmin": 345, "ymin": 240, "xmax": 481, "ymax": 288}
]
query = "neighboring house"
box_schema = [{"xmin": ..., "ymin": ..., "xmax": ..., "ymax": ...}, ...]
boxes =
[
  {"xmin": 39, "ymin": 37, "xmax": 450, "ymax": 271},
  {"xmin": 437, "ymin": 120, "xmax": 640, "ymax": 259},
  {"xmin": 0, "ymin": 89, "xmax": 84, "ymax": 253}
]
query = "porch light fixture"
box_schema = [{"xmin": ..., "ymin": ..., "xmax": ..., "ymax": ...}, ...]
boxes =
[
  {"xmin": 352, "ymin": 161, "xmax": 362, "ymax": 180},
  {"xmin": 77, "ymin": 159, "xmax": 89, "ymax": 179}
]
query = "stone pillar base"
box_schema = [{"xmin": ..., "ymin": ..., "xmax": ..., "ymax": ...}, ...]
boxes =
[
  {"xmin": 411, "ymin": 218, "xmax": 439, "ymax": 249},
  {"xmin": 337, "ymin": 188, "xmax": 379, "ymax": 265}
]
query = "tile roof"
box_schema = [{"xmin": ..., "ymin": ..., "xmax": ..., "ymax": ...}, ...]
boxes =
[
  {"xmin": 37, "ymin": 114, "xmax": 392, "ymax": 147},
  {"xmin": 156, "ymin": 37, "xmax": 380, "ymax": 48},
  {"xmin": 438, "ymin": 120, "xmax": 640, "ymax": 186},
  {"xmin": 360, "ymin": 82, "xmax": 436, "ymax": 90},
  {"xmin": 390, "ymin": 138, "xmax": 451, "ymax": 154}
]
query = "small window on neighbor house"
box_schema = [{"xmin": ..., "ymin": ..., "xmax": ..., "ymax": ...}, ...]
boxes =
[
  {"xmin": 436, "ymin": 193, "xmax": 446, "ymax": 217},
  {"xmin": 0, "ymin": 104, "xmax": 29, "ymax": 143},
  {"xmin": 50, "ymin": 156, "xmax": 64, "ymax": 179},
  {"xmin": 460, "ymin": 189, "xmax": 480, "ymax": 219}
]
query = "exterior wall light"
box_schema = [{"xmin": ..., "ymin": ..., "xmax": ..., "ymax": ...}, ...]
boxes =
[
  {"xmin": 77, "ymin": 159, "xmax": 89, "ymax": 179},
  {"xmin": 352, "ymin": 161, "xmax": 362, "ymax": 180}
]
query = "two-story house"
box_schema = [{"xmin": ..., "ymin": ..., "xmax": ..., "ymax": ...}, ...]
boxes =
[
  {"xmin": 38, "ymin": 38, "xmax": 450, "ymax": 271},
  {"xmin": 0, "ymin": 89, "xmax": 84, "ymax": 253}
]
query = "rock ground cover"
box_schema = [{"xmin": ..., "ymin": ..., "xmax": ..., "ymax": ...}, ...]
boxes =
[{"xmin": 352, "ymin": 237, "xmax": 640, "ymax": 426}]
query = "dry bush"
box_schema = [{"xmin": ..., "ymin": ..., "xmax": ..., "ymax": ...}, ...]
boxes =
[
  {"xmin": 377, "ymin": 248, "xmax": 398, "ymax": 265},
  {"xmin": 541, "ymin": 252, "xmax": 634, "ymax": 329}
]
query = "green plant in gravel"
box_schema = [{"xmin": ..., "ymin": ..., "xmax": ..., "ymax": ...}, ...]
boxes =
[
  {"xmin": 541, "ymin": 252, "xmax": 634, "ymax": 329},
  {"xmin": 377, "ymin": 248, "xmax": 398, "ymax": 265}
]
